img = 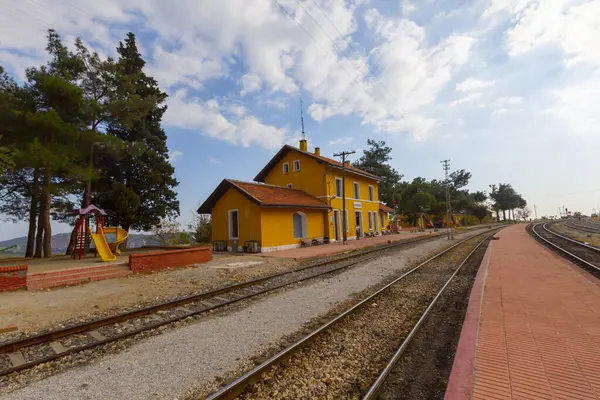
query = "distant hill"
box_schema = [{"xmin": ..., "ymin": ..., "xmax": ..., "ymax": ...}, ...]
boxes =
[{"xmin": 0, "ymin": 232, "xmax": 161, "ymax": 256}]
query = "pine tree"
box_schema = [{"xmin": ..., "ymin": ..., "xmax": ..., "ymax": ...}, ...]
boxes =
[
  {"xmin": 95, "ymin": 33, "xmax": 179, "ymax": 242},
  {"xmin": 352, "ymin": 140, "xmax": 403, "ymax": 209}
]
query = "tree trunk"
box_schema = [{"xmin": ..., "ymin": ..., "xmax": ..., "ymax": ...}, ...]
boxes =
[
  {"xmin": 41, "ymin": 171, "xmax": 52, "ymax": 257},
  {"xmin": 25, "ymin": 168, "xmax": 40, "ymax": 257},
  {"xmin": 65, "ymin": 227, "xmax": 77, "ymax": 256},
  {"xmin": 122, "ymin": 223, "xmax": 130, "ymax": 249},
  {"xmin": 502, "ymin": 209, "xmax": 506, "ymax": 221},
  {"xmin": 84, "ymin": 142, "xmax": 94, "ymax": 208},
  {"xmin": 34, "ymin": 185, "xmax": 45, "ymax": 258}
]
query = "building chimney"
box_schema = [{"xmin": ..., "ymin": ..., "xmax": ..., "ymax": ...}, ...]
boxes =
[
  {"xmin": 314, "ymin": 147, "xmax": 320, "ymax": 156},
  {"xmin": 299, "ymin": 139, "xmax": 308, "ymax": 152},
  {"xmin": 344, "ymin": 160, "xmax": 350, "ymax": 167}
]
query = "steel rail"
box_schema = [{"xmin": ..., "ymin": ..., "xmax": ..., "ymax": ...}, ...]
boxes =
[
  {"xmin": 531, "ymin": 222, "xmax": 600, "ymax": 272},
  {"xmin": 1, "ymin": 228, "xmax": 497, "ymax": 376},
  {"xmin": 205, "ymin": 228, "xmax": 501, "ymax": 400},
  {"xmin": 361, "ymin": 231, "xmax": 495, "ymax": 399},
  {"xmin": 564, "ymin": 220, "xmax": 600, "ymax": 234},
  {"xmin": 0, "ymin": 233, "xmax": 442, "ymax": 355}
]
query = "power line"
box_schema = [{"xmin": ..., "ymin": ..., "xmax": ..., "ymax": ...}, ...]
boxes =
[
  {"xmin": 307, "ymin": 0, "xmax": 406, "ymax": 115},
  {"xmin": 272, "ymin": 0, "xmax": 401, "ymax": 115}
]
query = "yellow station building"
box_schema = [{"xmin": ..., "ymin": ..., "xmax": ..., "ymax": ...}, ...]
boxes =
[{"xmin": 198, "ymin": 139, "xmax": 393, "ymax": 252}]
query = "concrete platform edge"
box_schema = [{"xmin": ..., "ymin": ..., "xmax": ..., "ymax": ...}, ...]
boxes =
[{"xmin": 444, "ymin": 238, "xmax": 493, "ymax": 400}]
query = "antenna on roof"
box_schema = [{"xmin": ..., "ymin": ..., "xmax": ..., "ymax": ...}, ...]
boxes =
[{"xmin": 300, "ymin": 95, "xmax": 305, "ymax": 140}]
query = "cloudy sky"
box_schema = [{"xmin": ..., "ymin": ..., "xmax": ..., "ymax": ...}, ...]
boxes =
[{"xmin": 1, "ymin": 0, "xmax": 600, "ymax": 240}]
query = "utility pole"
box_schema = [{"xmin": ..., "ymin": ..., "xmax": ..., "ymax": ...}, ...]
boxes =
[
  {"xmin": 534, "ymin": 204, "xmax": 537, "ymax": 220},
  {"xmin": 441, "ymin": 159, "xmax": 454, "ymax": 240},
  {"xmin": 334, "ymin": 150, "xmax": 356, "ymax": 244}
]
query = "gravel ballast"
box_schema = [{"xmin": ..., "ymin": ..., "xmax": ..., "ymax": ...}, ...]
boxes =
[
  {"xmin": 1, "ymin": 229, "xmax": 489, "ymax": 400},
  {"xmin": 230, "ymin": 235, "xmax": 489, "ymax": 399}
]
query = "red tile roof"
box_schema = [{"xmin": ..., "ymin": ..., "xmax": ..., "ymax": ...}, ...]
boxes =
[
  {"xmin": 230, "ymin": 180, "xmax": 328, "ymax": 208},
  {"xmin": 379, "ymin": 203, "xmax": 394, "ymax": 212},
  {"xmin": 197, "ymin": 179, "xmax": 329, "ymax": 213},
  {"xmin": 254, "ymin": 145, "xmax": 380, "ymax": 182}
]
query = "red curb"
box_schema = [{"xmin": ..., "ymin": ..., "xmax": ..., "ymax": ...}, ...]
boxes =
[{"xmin": 444, "ymin": 240, "xmax": 493, "ymax": 400}]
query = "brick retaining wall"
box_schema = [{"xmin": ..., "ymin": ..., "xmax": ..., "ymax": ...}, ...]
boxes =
[
  {"xmin": 0, "ymin": 265, "xmax": 28, "ymax": 292},
  {"xmin": 129, "ymin": 247, "xmax": 212, "ymax": 273}
]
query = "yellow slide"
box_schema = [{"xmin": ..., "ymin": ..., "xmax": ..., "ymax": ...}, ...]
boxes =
[{"xmin": 88, "ymin": 226, "xmax": 129, "ymax": 262}]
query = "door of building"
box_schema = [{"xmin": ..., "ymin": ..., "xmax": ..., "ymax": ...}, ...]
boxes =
[
  {"xmin": 355, "ymin": 211, "xmax": 362, "ymax": 238},
  {"xmin": 333, "ymin": 210, "xmax": 341, "ymax": 241}
]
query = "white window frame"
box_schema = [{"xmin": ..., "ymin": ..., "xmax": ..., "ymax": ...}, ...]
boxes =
[
  {"xmin": 368, "ymin": 185, "xmax": 374, "ymax": 201},
  {"xmin": 283, "ymin": 162, "xmax": 290, "ymax": 174},
  {"xmin": 293, "ymin": 159, "xmax": 301, "ymax": 172},
  {"xmin": 228, "ymin": 209, "xmax": 239, "ymax": 240},
  {"xmin": 286, "ymin": 183, "xmax": 293, "ymax": 188},
  {"xmin": 293, "ymin": 212, "xmax": 307, "ymax": 239},
  {"xmin": 335, "ymin": 177, "xmax": 342, "ymax": 197},
  {"xmin": 353, "ymin": 182, "xmax": 360, "ymax": 199},
  {"xmin": 368, "ymin": 211, "xmax": 373, "ymax": 230}
]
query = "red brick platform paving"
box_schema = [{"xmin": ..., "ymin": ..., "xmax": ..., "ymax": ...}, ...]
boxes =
[{"xmin": 447, "ymin": 224, "xmax": 600, "ymax": 400}]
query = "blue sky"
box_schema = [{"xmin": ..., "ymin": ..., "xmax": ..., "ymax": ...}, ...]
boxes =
[{"xmin": 1, "ymin": 0, "xmax": 600, "ymax": 240}]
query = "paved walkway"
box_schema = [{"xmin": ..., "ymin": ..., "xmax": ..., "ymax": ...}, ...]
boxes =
[
  {"xmin": 259, "ymin": 231, "xmax": 432, "ymax": 260},
  {"xmin": 446, "ymin": 224, "xmax": 600, "ymax": 400}
]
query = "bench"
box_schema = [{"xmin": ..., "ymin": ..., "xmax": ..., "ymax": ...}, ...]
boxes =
[{"xmin": 301, "ymin": 239, "xmax": 312, "ymax": 247}]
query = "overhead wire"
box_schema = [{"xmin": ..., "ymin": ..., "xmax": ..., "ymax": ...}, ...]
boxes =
[{"xmin": 306, "ymin": 0, "xmax": 406, "ymax": 114}]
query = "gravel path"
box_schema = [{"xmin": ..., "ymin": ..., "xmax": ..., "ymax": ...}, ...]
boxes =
[{"xmin": 1, "ymin": 230, "xmax": 487, "ymax": 400}]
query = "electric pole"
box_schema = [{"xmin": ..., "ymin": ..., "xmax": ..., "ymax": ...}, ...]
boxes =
[
  {"xmin": 334, "ymin": 150, "xmax": 356, "ymax": 244},
  {"xmin": 441, "ymin": 159, "xmax": 454, "ymax": 240},
  {"xmin": 534, "ymin": 204, "xmax": 537, "ymax": 220}
]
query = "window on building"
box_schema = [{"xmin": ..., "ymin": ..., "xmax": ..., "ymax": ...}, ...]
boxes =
[
  {"xmin": 368, "ymin": 185, "xmax": 374, "ymax": 201},
  {"xmin": 228, "ymin": 210, "xmax": 239, "ymax": 239},
  {"xmin": 293, "ymin": 160, "xmax": 301, "ymax": 171},
  {"xmin": 293, "ymin": 212, "xmax": 307, "ymax": 238},
  {"xmin": 335, "ymin": 178, "xmax": 342, "ymax": 197},
  {"xmin": 283, "ymin": 163, "xmax": 289, "ymax": 174},
  {"xmin": 368, "ymin": 212, "xmax": 373, "ymax": 230},
  {"xmin": 286, "ymin": 183, "xmax": 293, "ymax": 188},
  {"xmin": 353, "ymin": 182, "xmax": 360, "ymax": 199}
]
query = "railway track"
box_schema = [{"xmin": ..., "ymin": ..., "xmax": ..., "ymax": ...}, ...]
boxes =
[
  {"xmin": 0, "ymin": 227, "xmax": 491, "ymax": 377},
  {"xmin": 563, "ymin": 220, "xmax": 600, "ymax": 234},
  {"xmin": 205, "ymin": 228, "xmax": 500, "ymax": 400},
  {"xmin": 530, "ymin": 222, "xmax": 600, "ymax": 277}
]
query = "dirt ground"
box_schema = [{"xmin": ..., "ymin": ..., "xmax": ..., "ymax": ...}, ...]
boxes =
[{"xmin": 0, "ymin": 254, "xmax": 297, "ymax": 336}]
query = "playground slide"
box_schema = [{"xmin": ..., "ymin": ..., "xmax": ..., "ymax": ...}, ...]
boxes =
[
  {"xmin": 89, "ymin": 226, "xmax": 117, "ymax": 261},
  {"xmin": 102, "ymin": 227, "xmax": 129, "ymax": 255}
]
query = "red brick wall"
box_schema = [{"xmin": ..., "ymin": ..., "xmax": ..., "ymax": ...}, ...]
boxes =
[
  {"xmin": 0, "ymin": 265, "xmax": 28, "ymax": 292},
  {"xmin": 129, "ymin": 247, "xmax": 212, "ymax": 273}
]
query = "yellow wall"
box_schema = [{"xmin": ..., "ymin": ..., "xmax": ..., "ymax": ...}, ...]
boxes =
[
  {"xmin": 211, "ymin": 188, "xmax": 262, "ymax": 248},
  {"xmin": 260, "ymin": 208, "xmax": 327, "ymax": 247},
  {"xmin": 263, "ymin": 150, "xmax": 328, "ymax": 197},
  {"xmin": 324, "ymin": 170, "xmax": 381, "ymax": 238}
]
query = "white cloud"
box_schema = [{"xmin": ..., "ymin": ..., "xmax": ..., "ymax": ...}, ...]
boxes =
[
  {"xmin": 239, "ymin": 74, "xmax": 263, "ymax": 96},
  {"xmin": 492, "ymin": 96, "xmax": 523, "ymax": 107},
  {"xmin": 492, "ymin": 107, "xmax": 508, "ymax": 116},
  {"xmin": 456, "ymin": 78, "xmax": 495, "ymax": 92},
  {"xmin": 327, "ymin": 136, "xmax": 354, "ymax": 146},
  {"xmin": 163, "ymin": 89, "xmax": 288, "ymax": 150},
  {"xmin": 544, "ymin": 72, "xmax": 600, "ymax": 135},
  {"xmin": 168, "ymin": 149, "xmax": 183, "ymax": 162},
  {"xmin": 450, "ymin": 91, "xmax": 483, "ymax": 107},
  {"xmin": 485, "ymin": 0, "xmax": 600, "ymax": 67},
  {"xmin": 228, "ymin": 104, "xmax": 247, "ymax": 117},
  {"xmin": 207, "ymin": 157, "xmax": 222, "ymax": 164},
  {"xmin": 0, "ymin": 0, "xmax": 474, "ymax": 145},
  {"xmin": 261, "ymin": 98, "xmax": 287, "ymax": 109}
]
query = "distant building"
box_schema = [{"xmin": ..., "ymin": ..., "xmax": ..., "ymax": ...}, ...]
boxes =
[{"xmin": 198, "ymin": 139, "xmax": 392, "ymax": 252}]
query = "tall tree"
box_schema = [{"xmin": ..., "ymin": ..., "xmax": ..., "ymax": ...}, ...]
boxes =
[
  {"xmin": 352, "ymin": 139, "xmax": 403, "ymax": 208},
  {"xmin": 94, "ymin": 33, "xmax": 179, "ymax": 241}
]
